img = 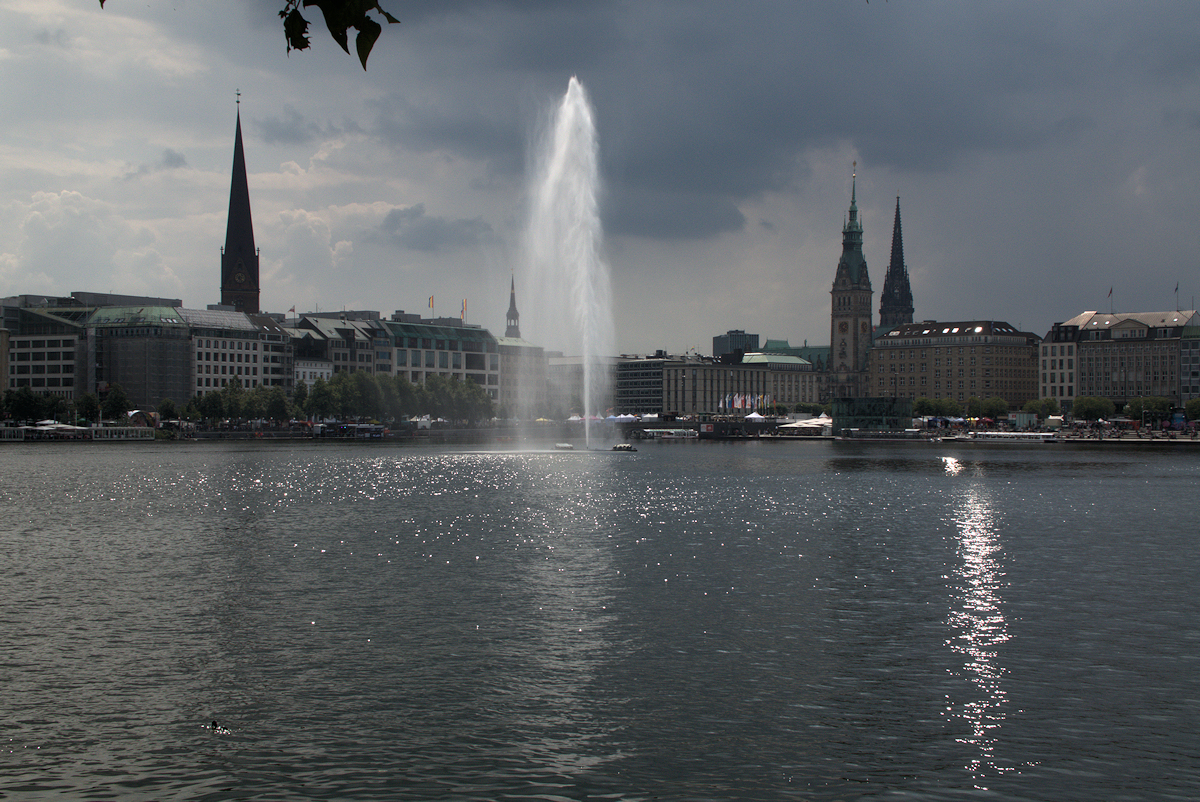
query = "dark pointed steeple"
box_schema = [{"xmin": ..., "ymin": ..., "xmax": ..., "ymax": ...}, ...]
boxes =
[
  {"xmin": 221, "ymin": 100, "xmax": 260, "ymax": 313},
  {"xmin": 505, "ymin": 275, "xmax": 521, "ymax": 338},
  {"xmin": 879, "ymin": 197, "xmax": 915, "ymax": 328}
]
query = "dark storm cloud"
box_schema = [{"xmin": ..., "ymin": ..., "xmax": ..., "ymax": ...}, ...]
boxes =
[
  {"xmin": 121, "ymin": 149, "xmax": 188, "ymax": 181},
  {"xmin": 374, "ymin": 97, "xmax": 522, "ymax": 164},
  {"xmin": 603, "ymin": 188, "xmax": 745, "ymax": 241},
  {"xmin": 34, "ymin": 29, "xmax": 70, "ymax": 48},
  {"xmin": 358, "ymin": 1, "xmax": 1200, "ymax": 244},
  {"xmin": 159, "ymin": 149, "xmax": 187, "ymax": 169},
  {"xmin": 376, "ymin": 203, "xmax": 493, "ymax": 252},
  {"xmin": 256, "ymin": 106, "xmax": 357, "ymax": 146}
]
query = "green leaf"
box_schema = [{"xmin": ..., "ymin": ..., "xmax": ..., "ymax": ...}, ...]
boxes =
[
  {"xmin": 281, "ymin": 7, "xmax": 312, "ymax": 53},
  {"xmin": 355, "ymin": 17, "xmax": 381, "ymax": 69},
  {"xmin": 305, "ymin": 0, "xmax": 351, "ymax": 54}
]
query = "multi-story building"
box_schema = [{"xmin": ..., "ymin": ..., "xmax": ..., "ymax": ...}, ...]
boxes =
[
  {"xmin": 547, "ymin": 355, "xmax": 617, "ymax": 418},
  {"xmin": 85, "ymin": 306, "xmax": 194, "ymax": 409},
  {"xmin": 4, "ymin": 307, "xmax": 85, "ymax": 399},
  {"xmin": 712, "ymin": 330, "xmax": 759, "ymax": 359},
  {"xmin": 615, "ymin": 353, "xmax": 670, "ymax": 416},
  {"xmin": 1038, "ymin": 321, "xmax": 1080, "ymax": 408},
  {"xmin": 661, "ymin": 352, "xmax": 815, "ymax": 416},
  {"xmin": 1182, "ymin": 327, "xmax": 1200, "ymax": 404},
  {"xmin": 869, "ymin": 320, "xmax": 1040, "ymax": 408},
  {"xmin": 1048, "ymin": 310, "xmax": 1199, "ymax": 408},
  {"xmin": 377, "ymin": 313, "xmax": 500, "ymax": 397}
]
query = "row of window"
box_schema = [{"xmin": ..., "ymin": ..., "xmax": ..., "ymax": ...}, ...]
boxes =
[
  {"xmin": 198, "ymin": 351, "xmax": 257, "ymax": 364},
  {"xmin": 9, "ymin": 377, "xmax": 74, "ymax": 388},
  {"xmin": 198, "ymin": 377, "xmax": 259, "ymax": 388},
  {"xmin": 11, "ymin": 352, "xmax": 74, "ymax": 362},
  {"xmin": 199, "ymin": 364, "xmax": 257, "ymax": 377},
  {"xmin": 197, "ymin": 338, "xmax": 259, "ymax": 351},
  {"xmin": 10, "ymin": 364, "xmax": 74, "ymax": 374}
]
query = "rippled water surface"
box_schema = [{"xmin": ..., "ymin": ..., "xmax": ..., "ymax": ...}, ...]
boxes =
[{"xmin": 2, "ymin": 439, "xmax": 1199, "ymax": 800}]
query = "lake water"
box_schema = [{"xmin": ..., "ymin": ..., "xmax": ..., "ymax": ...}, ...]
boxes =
[{"xmin": 2, "ymin": 439, "xmax": 1199, "ymax": 801}]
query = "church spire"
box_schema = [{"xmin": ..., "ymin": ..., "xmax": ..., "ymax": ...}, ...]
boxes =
[
  {"xmin": 220, "ymin": 101, "xmax": 260, "ymax": 313},
  {"xmin": 836, "ymin": 162, "xmax": 867, "ymax": 284},
  {"xmin": 505, "ymin": 274, "xmax": 521, "ymax": 338},
  {"xmin": 879, "ymin": 196, "xmax": 914, "ymax": 327}
]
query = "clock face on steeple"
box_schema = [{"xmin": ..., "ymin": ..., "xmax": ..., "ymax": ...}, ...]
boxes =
[
  {"xmin": 839, "ymin": 321, "xmax": 849, "ymax": 334},
  {"xmin": 235, "ymin": 272, "xmax": 247, "ymax": 285}
]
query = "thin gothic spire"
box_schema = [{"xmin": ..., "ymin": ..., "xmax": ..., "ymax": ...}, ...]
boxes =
[
  {"xmin": 505, "ymin": 273, "xmax": 521, "ymax": 338},
  {"xmin": 879, "ymin": 196, "xmax": 914, "ymax": 327}
]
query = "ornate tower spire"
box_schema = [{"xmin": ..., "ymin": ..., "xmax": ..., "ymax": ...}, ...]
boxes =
[
  {"xmin": 220, "ymin": 101, "xmax": 260, "ymax": 313},
  {"xmin": 879, "ymin": 196, "xmax": 914, "ymax": 328},
  {"xmin": 505, "ymin": 274, "xmax": 521, "ymax": 338},
  {"xmin": 827, "ymin": 162, "xmax": 873, "ymax": 399}
]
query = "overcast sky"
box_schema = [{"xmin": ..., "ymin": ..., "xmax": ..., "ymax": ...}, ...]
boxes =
[{"xmin": 2, "ymin": 1, "xmax": 1199, "ymax": 355}]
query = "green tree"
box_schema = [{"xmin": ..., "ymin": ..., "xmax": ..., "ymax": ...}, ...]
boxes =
[
  {"xmin": 1125, "ymin": 396, "xmax": 1173, "ymax": 426},
  {"xmin": 353, "ymin": 370, "xmax": 383, "ymax": 420},
  {"xmin": 1071, "ymin": 396, "xmax": 1115, "ymax": 421},
  {"xmin": 158, "ymin": 398, "xmax": 178, "ymax": 420},
  {"xmin": 964, "ymin": 396, "xmax": 983, "ymax": 418},
  {"xmin": 329, "ymin": 370, "xmax": 359, "ymax": 420},
  {"xmin": 76, "ymin": 392, "xmax": 101, "ymax": 424},
  {"xmin": 394, "ymin": 376, "xmax": 419, "ymax": 418},
  {"xmin": 980, "ymin": 396, "xmax": 1009, "ymax": 420},
  {"xmin": 265, "ymin": 386, "xmax": 291, "ymax": 422},
  {"xmin": 458, "ymin": 378, "xmax": 494, "ymax": 423},
  {"xmin": 243, "ymin": 385, "xmax": 269, "ymax": 421},
  {"xmin": 1186, "ymin": 397, "xmax": 1200, "ymax": 422},
  {"xmin": 197, "ymin": 391, "xmax": 225, "ymax": 422},
  {"xmin": 99, "ymin": 0, "xmax": 400, "ymax": 70},
  {"xmin": 222, "ymin": 378, "xmax": 246, "ymax": 420},
  {"xmin": 306, "ymin": 376, "xmax": 336, "ymax": 420},
  {"xmin": 292, "ymin": 380, "xmax": 309, "ymax": 415},
  {"xmin": 101, "ymin": 383, "xmax": 131, "ymax": 420},
  {"xmin": 7, "ymin": 386, "xmax": 45, "ymax": 422},
  {"xmin": 1023, "ymin": 397, "xmax": 1060, "ymax": 419}
]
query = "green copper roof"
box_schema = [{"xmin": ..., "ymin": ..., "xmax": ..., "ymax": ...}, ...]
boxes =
[{"xmin": 87, "ymin": 306, "xmax": 187, "ymax": 327}]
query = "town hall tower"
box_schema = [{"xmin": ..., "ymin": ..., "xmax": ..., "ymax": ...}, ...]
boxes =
[{"xmin": 828, "ymin": 167, "xmax": 873, "ymax": 399}]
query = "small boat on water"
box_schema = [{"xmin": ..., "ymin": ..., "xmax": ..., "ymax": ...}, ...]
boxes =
[
  {"xmin": 554, "ymin": 442, "xmax": 574, "ymax": 450},
  {"xmin": 612, "ymin": 443, "xmax": 636, "ymax": 452},
  {"xmin": 965, "ymin": 431, "xmax": 1058, "ymax": 443}
]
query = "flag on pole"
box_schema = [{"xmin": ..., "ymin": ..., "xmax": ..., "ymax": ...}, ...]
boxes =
[
  {"xmin": 1108, "ymin": 287, "xmax": 1113, "ymax": 298},
  {"xmin": 429, "ymin": 295, "xmax": 434, "ymax": 309},
  {"xmin": 461, "ymin": 299, "xmax": 466, "ymax": 321},
  {"xmin": 287, "ymin": 305, "xmax": 296, "ymax": 314}
]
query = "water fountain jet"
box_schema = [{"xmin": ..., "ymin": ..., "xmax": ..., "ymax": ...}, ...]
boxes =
[{"xmin": 522, "ymin": 77, "xmax": 614, "ymax": 447}]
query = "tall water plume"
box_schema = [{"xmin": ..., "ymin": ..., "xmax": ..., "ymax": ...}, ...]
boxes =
[{"xmin": 523, "ymin": 77, "xmax": 614, "ymax": 445}]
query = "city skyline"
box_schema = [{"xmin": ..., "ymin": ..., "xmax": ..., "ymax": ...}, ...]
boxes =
[{"xmin": 2, "ymin": 1, "xmax": 1199, "ymax": 356}]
